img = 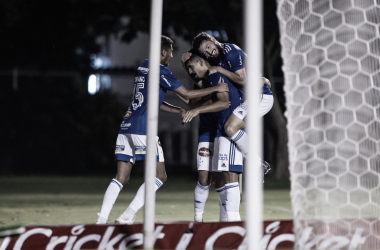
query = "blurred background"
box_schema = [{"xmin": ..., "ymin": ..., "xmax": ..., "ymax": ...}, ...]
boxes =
[{"xmin": 0, "ymin": 0, "xmax": 289, "ymax": 181}]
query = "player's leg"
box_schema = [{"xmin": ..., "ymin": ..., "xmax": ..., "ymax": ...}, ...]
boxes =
[
  {"xmin": 194, "ymin": 142, "xmax": 213, "ymax": 222},
  {"xmin": 223, "ymin": 171, "xmax": 241, "ymax": 221},
  {"xmin": 217, "ymin": 136, "xmax": 244, "ymax": 222},
  {"xmin": 225, "ymin": 102, "xmax": 248, "ymax": 157},
  {"xmin": 212, "ymin": 171, "xmax": 227, "ymax": 221},
  {"xmin": 96, "ymin": 134, "xmax": 135, "ymax": 224},
  {"xmin": 115, "ymin": 136, "xmax": 166, "ymax": 224}
]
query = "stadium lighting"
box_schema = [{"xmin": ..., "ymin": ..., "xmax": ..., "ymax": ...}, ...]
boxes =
[
  {"xmin": 244, "ymin": 0, "xmax": 263, "ymax": 249},
  {"xmin": 143, "ymin": 0, "xmax": 163, "ymax": 249},
  {"xmin": 88, "ymin": 74, "xmax": 99, "ymax": 95}
]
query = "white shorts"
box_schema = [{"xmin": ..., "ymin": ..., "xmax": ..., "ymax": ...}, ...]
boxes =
[
  {"xmin": 115, "ymin": 134, "xmax": 164, "ymax": 164},
  {"xmin": 213, "ymin": 136, "xmax": 243, "ymax": 173},
  {"xmin": 197, "ymin": 142, "xmax": 214, "ymax": 171},
  {"xmin": 232, "ymin": 94, "xmax": 274, "ymax": 120}
]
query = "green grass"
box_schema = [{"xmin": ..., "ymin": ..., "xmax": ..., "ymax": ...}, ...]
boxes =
[{"xmin": 0, "ymin": 176, "xmax": 292, "ymax": 226}]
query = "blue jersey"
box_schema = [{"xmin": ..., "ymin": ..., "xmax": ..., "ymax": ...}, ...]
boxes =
[
  {"xmin": 119, "ymin": 59, "xmax": 182, "ymax": 135},
  {"xmin": 193, "ymin": 84, "xmax": 218, "ymax": 143},
  {"xmin": 218, "ymin": 43, "xmax": 272, "ymax": 96},
  {"xmin": 208, "ymin": 72, "xmax": 241, "ymax": 137}
]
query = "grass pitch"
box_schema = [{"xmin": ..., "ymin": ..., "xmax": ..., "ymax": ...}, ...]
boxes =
[{"xmin": 0, "ymin": 176, "xmax": 292, "ymax": 226}]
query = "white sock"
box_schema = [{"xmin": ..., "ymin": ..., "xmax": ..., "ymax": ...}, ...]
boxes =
[
  {"xmin": 216, "ymin": 186, "xmax": 227, "ymax": 221},
  {"xmin": 225, "ymin": 182, "xmax": 241, "ymax": 221},
  {"xmin": 98, "ymin": 179, "xmax": 123, "ymax": 223},
  {"xmin": 123, "ymin": 178, "xmax": 163, "ymax": 217},
  {"xmin": 194, "ymin": 182, "xmax": 209, "ymax": 221},
  {"xmin": 231, "ymin": 130, "xmax": 248, "ymax": 157}
]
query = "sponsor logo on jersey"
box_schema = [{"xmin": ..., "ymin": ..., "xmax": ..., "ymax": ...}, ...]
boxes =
[
  {"xmin": 120, "ymin": 122, "xmax": 131, "ymax": 128},
  {"xmin": 115, "ymin": 145, "xmax": 125, "ymax": 153},
  {"xmin": 219, "ymin": 153, "xmax": 228, "ymax": 161},
  {"xmin": 138, "ymin": 67, "xmax": 149, "ymax": 74},
  {"xmin": 135, "ymin": 76, "xmax": 145, "ymax": 82},
  {"xmin": 124, "ymin": 112, "xmax": 131, "ymax": 118},
  {"xmin": 238, "ymin": 111, "xmax": 243, "ymax": 115},
  {"xmin": 199, "ymin": 147, "xmax": 211, "ymax": 157},
  {"xmin": 135, "ymin": 145, "xmax": 146, "ymax": 154},
  {"xmin": 161, "ymin": 75, "xmax": 171, "ymax": 87}
]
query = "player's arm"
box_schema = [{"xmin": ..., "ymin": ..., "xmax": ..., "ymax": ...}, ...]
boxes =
[
  {"xmin": 160, "ymin": 101, "xmax": 186, "ymax": 118},
  {"xmin": 182, "ymin": 92, "xmax": 230, "ymax": 123},
  {"xmin": 209, "ymin": 66, "xmax": 246, "ymax": 86},
  {"xmin": 173, "ymin": 81, "xmax": 228, "ymax": 101}
]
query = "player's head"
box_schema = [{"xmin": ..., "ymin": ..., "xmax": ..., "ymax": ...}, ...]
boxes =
[
  {"xmin": 192, "ymin": 32, "xmax": 223, "ymax": 63},
  {"xmin": 181, "ymin": 50, "xmax": 209, "ymax": 80},
  {"xmin": 161, "ymin": 35, "xmax": 173, "ymax": 66}
]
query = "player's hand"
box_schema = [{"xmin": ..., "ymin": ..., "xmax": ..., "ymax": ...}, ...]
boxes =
[
  {"xmin": 216, "ymin": 78, "xmax": 229, "ymax": 92},
  {"xmin": 180, "ymin": 108, "xmax": 186, "ymax": 119},
  {"xmin": 182, "ymin": 109, "xmax": 200, "ymax": 123},
  {"xmin": 262, "ymin": 77, "xmax": 271, "ymax": 88},
  {"xmin": 208, "ymin": 66, "xmax": 220, "ymax": 75}
]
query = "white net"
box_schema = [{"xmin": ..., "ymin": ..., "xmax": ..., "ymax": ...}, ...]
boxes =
[{"xmin": 276, "ymin": 0, "xmax": 380, "ymax": 249}]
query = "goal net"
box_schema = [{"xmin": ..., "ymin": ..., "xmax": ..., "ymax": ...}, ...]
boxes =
[{"xmin": 276, "ymin": 0, "xmax": 380, "ymax": 249}]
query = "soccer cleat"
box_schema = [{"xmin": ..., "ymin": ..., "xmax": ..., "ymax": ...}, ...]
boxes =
[
  {"xmin": 96, "ymin": 213, "xmax": 107, "ymax": 224},
  {"xmin": 194, "ymin": 216, "xmax": 203, "ymax": 222},
  {"xmin": 114, "ymin": 214, "xmax": 136, "ymax": 224}
]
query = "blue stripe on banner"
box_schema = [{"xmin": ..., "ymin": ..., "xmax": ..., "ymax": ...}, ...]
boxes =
[{"xmin": 112, "ymin": 180, "xmax": 123, "ymax": 190}]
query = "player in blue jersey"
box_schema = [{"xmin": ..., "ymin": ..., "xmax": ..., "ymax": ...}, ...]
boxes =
[
  {"xmin": 192, "ymin": 32, "xmax": 273, "ymax": 158},
  {"xmin": 177, "ymin": 55, "xmax": 228, "ymax": 222},
  {"xmin": 96, "ymin": 36, "xmax": 229, "ymax": 225},
  {"xmin": 182, "ymin": 51, "xmax": 246, "ymax": 221}
]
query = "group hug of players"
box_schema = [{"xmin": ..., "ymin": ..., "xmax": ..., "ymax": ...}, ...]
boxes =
[{"xmin": 96, "ymin": 33, "xmax": 274, "ymax": 224}]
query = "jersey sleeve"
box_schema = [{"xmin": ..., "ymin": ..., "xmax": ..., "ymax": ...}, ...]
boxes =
[
  {"xmin": 225, "ymin": 48, "xmax": 246, "ymax": 72},
  {"xmin": 159, "ymin": 67, "xmax": 182, "ymax": 91}
]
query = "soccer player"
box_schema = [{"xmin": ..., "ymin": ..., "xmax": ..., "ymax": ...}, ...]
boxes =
[
  {"xmin": 182, "ymin": 51, "xmax": 245, "ymax": 221},
  {"xmin": 96, "ymin": 36, "xmax": 229, "ymax": 225},
  {"xmin": 177, "ymin": 55, "xmax": 227, "ymax": 222},
  {"xmin": 192, "ymin": 32, "xmax": 273, "ymax": 157}
]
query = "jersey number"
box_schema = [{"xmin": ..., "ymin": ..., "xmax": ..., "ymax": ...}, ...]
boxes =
[{"xmin": 132, "ymin": 82, "xmax": 144, "ymax": 110}]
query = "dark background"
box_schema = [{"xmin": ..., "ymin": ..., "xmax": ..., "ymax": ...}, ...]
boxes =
[{"xmin": 0, "ymin": 0, "xmax": 289, "ymax": 180}]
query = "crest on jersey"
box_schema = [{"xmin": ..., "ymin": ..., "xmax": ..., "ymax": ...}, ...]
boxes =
[{"xmin": 199, "ymin": 147, "xmax": 211, "ymax": 157}]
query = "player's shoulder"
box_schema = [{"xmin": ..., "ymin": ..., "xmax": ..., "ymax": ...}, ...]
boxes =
[
  {"xmin": 160, "ymin": 64, "xmax": 174, "ymax": 76},
  {"xmin": 137, "ymin": 59, "xmax": 150, "ymax": 74},
  {"xmin": 208, "ymin": 72, "xmax": 229, "ymax": 85},
  {"xmin": 223, "ymin": 43, "xmax": 244, "ymax": 55}
]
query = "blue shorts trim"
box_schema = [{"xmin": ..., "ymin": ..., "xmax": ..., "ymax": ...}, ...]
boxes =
[{"xmin": 229, "ymin": 164, "xmax": 243, "ymax": 173}]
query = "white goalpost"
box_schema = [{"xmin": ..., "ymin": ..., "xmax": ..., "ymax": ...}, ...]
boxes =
[
  {"xmin": 244, "ymin": 0, "xmax": 264, "ymax": 250},
  {"xmin": 144, "ymin": 0, "xmax": 163, "ymax": 249}
]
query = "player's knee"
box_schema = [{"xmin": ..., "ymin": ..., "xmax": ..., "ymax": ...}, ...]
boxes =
[
  {"xmin": 198, "ymin": 178, "xmax": 210, "ymax": 187},
  {"xmin": 224, "ymin": 123, "xmax": 238, "ymax": 138},
  {"xmin": 115, "ymin": 174, "xmax": 130, "ymax": 185}
]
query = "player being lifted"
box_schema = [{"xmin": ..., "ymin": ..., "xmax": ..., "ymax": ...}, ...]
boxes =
[
  {"xmin": 182, "ymin": 51, "xmax": 245, "ymax": 221},
  {"xmin": 96, "ymin": 36, "xmax": 228, "ymax": 224},
  {"xmin": 177, "ymin": 54, "xmax": 227, "ymax": 222},
  {"xmin": 191, "ymin": 32, "xmax": 273, "ymax": 157}
]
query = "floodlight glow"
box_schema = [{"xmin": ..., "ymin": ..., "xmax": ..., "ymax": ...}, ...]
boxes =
[{"xmin": 88, "ymin": 74, "xmax": 98, "ymax": 95}]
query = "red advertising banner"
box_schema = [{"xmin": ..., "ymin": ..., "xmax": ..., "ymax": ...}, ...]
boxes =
[{"xmin": 0, "ymin": 220, "xmax": 294, "ymax": 250}]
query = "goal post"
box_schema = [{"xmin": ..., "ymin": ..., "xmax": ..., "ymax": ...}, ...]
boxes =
[{"xmin": 277, "ymin": 0, "xmax": 380, "ymax": 248}]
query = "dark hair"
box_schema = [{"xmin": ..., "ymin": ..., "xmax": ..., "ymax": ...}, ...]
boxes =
[
  {"xmin": 192, "ymin": 32, "xmax": 213, "ymax": 50},
  {"xmin": 161, "ymin": 35, "xmax": 173, "ymax": 51}
]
